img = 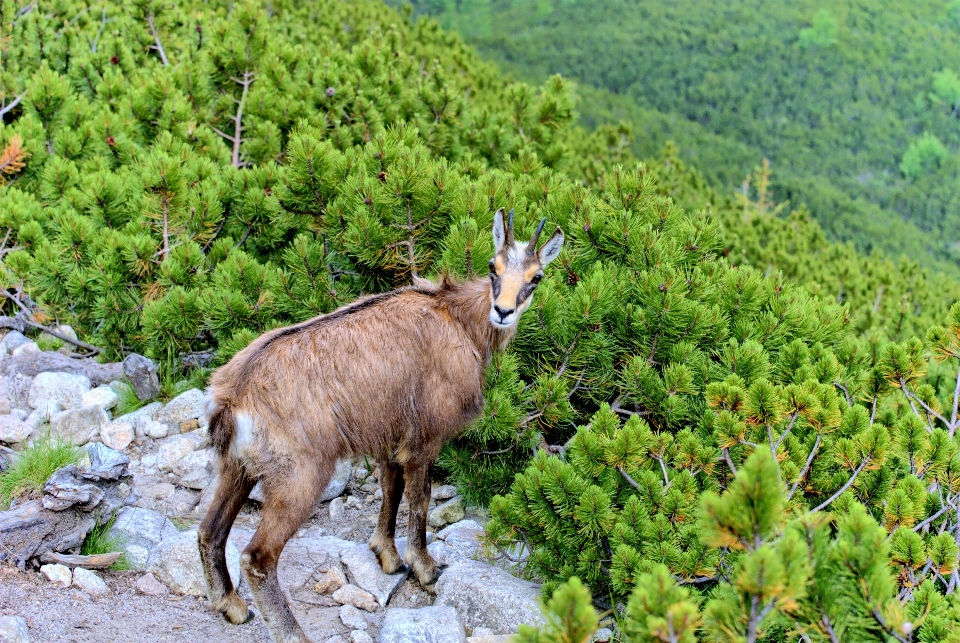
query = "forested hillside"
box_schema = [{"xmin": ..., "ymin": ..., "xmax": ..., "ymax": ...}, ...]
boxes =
[
  {"xmin": 398, "ymin": 0, "xmax": 960, "ymax": 276},
  {"xmin": 5, "ymin": 0, "xmax": 960, "ymax": 640}
]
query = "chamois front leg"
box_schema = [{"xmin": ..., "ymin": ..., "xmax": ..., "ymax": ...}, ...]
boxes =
[
  {"xmin": 369, "ymin": 459, "xmax": 404, "ymax": 574},
  {"xmin": 401, "ymin": 460, "xmax": 438, "ymax": 587}
]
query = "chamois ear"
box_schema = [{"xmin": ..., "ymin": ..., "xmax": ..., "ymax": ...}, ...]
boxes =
[
  {"xmin": 538, "ymin": 228, "xmax": 565, "ymax": 266},
  {"xmin": 492, "ymin": 208, "xmax": 506, "ymax": 253}
]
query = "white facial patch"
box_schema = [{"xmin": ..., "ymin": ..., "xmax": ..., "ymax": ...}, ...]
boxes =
[{"xmin": 505, "ymin": 242, "xmax": 529, "ymax": 269}]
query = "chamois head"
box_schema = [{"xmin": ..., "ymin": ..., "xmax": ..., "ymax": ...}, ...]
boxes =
[{"xmin": 488, "ymin": 208, "xmax": 564, "ymax": 329}]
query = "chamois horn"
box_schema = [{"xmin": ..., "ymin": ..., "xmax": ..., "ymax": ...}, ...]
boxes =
[{"xmin": 527, "ymin": 217, "xmax": 547, "ymax": 254}]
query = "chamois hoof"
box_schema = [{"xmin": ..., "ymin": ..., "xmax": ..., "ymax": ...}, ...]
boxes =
[{"xmin": 221, "ymin": 594, "xmax": 254, "ymax": 625}]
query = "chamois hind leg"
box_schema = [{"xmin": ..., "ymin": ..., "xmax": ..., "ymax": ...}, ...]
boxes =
[
  {"xmin": 199, "ymin": 458, "xmax": 256, "ymax": 625},
  {"xmin": 369, "ymin": 459, "xmax": 404, "ymax": 574},
  {"xmin": 242, "ymin": 462, "xmax": 331, "ymax": 643},
  {"xmin": 401, "ymin": 459, "xmax": 438, "ymax": 587}
]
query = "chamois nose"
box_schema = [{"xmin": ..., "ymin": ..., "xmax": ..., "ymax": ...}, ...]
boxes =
[{"xmin": 494, "ymin": 305, "xmax": 514, "ymax": 320}]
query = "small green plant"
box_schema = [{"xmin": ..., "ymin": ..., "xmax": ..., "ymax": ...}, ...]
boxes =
[
  {"xmin": 113, "ymin": 382, "xmax": 148, "ymax": 417},
  {"xmin": 170, "ymin": 517, "xmax": 193, "ymax": 531},
  {"xmin": 81, "ymin": 512, "xmax": 130, "ymax": 571},
  {"xmin": 35, "ymin": 333, "xmax": 63, "ymax": 352},
  {"xmin": 0, "ymin": 435, "xmax": 81, "ymax": 508}
]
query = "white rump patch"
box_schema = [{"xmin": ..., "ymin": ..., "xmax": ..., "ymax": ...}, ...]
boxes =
[{"xmin": 231, "ymin": 412, "xmax": 257, "ymax": 459}]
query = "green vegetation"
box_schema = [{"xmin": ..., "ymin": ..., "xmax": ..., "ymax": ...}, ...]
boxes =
[
  {"xmin": 399, "ymin": 0, "xmax": 960, "ymax": 275},
  {"xmin": 5, "ymin": 0, "xmax": 960, "ymax": 638},
  {"xmin": 80, "ymin": 512, "xmax": 130, "ymax": 571},
  {"xmin": 0, "ymin": 436, "xmax": 80, "ymax": 508}
]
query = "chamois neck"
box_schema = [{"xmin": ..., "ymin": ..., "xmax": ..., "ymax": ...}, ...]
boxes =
[{"xmin": 435, "ymin": 277, "xmax": 514, "ymax": 363}]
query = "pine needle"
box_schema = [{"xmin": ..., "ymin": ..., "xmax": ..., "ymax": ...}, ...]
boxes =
[{"xmin": 0, "ymin": 134, "xmax": 28, "ymax": 182}]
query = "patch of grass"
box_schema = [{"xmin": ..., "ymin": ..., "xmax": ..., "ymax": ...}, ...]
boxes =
[
  {"xmin": 81, "ymin": 512, "xmax": 130, "ymax": 571},
  {"xmin": 113, "ymin": 381, "xmax": 147, "ymax": 417},
  {"xmin": 0, "ymin": 435, "xmax": 81, "ymax": 508},
  {"xmin": 170, "ymin": 517, "xmax": 192, "ymax": 531}
]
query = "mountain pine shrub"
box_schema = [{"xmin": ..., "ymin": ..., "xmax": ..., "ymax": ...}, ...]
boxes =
[{"xmin": 4, "ymin": 2, "xmax": 960, "ymax": 638}]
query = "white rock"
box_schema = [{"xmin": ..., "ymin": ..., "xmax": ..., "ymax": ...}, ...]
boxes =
[
  {"xmin": 0, "ymin": 615, "xmax": 29, "ymax": 643},
  {"xmin": 156, "ymin": 434, "xmax": 199, "ymax": 472},
  {"xmin": 331, "ymin": 584, "xmax": 379, "ymax": 612},
  {"xmin": 125, "ymin": 545, "xmax": 150, "ymax": 570},
  {"xmin": 50, "ymin": 405, "xmax": 108, "ymax": 445},
  {"xmin": 352, "ymin": 632, "xmax": 374, "ymax": 643},
  {"xmin": 0, "ymin": 331, "xmax": 30, "ymax": 355},
  {"xmin": 155, "ymin": 389, "xmax": 207, "ymax": 430},
  {"xmin": 145, "ymin": 420, "xmax": 170, "ymax": 440},
  {"xmin": 472, "ymin": 628, "xmax": 496, "ymax": 637},
  {"xmin": 428, "ymin": 497, "xmax": 465, "ymax": 528},
  {"xmin": 147, "ymin": 530, "xmax": 241, "ymax": 596},
  {"xmin": 378, "ymin": 606, "xmax": 466, "ymax": 643},
  {"xmin": 0, "ymin": 414, "xmax": 32, "ymax": 444},
  {"xmin": 72, "ymin": 568, "xmax": 110, "ymax": 597},
  {"xmin": 436, "ymin": 520, "xmax": 484, "ymax": 561},
  {"xmin": 340, "ymin": 604, "xmax": 368, "ymax": 630},
  {"xmin": 322, "ymin": 459, "xmax": 353, "ymax": 501},
  {"xmin": 171, "ymin": 448, "xmax": 215, "ymax": 489},
  {"xmin": 107, "ymin": 506, "xmax": 180, "ymax": 568},
  {"xmin": 40, "ymin": 563, "xmax": 72, "ymax": 586},
  {"xmin": 82, "ymin": 386, "xmax": 119, "ymax": 411},
  {"xmin": 434, "ymin": 559, "xmax": 545, "ymax": 634},
  {"xmin": 329, "ymin": 497, "xmax": 345, "ymax": 520},
  {"xmin": 11, "ymin": 340, "xmax": 38, "ymax": 357},
  {"xmin": 100, "ymin": 421, "xmax": 134, "ymax": 451},
  {"xmin": 28, "ymin": 372, "xmax": 91, "ymax": 411},
  {"xmin": 341, "ymin": 543, "xmax": 407, "ymax": 608},
  {"xmin": 115, "ymin": 401, "xmax": 163, "ymax": 435},
  {"xmin": 136, "ymin": 572, "xmax": 169, "ymax": 596},
  {"xmin": 431, "ymin": 485, "xmax": 458, "ymax": 501}
]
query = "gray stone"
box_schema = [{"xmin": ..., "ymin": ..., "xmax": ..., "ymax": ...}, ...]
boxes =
[
  {"xmin": 428, "ymin": 497, "xmax": 465, "ymax": 528},
  {"xmin": 352, "ymin": 632, "xmax": 374, "ymax": 643},
  {"xmin": 340, "ymin": 604, "xmax": 368, "ymax": 630},
  {"xmin": 322, "ymin": 459, "xmax": 353, "ymax": 502},
  {"xmin": 467, "ymin": 636, "xmax": 511, "ymax": 643},
  {"xmin": 332, "ymin": 584, "xmax": 379, "ymax": 612},
  {"xmin": 434, "ymin": 559, "xmax": 545, "ymax": 634},
  {"xmin": 0, "ymin": 331, "xmax": 30, "ymax": 355},
  {"xmin": 341, "ymin": 543, "xmax": 407, "ymax": 608},
  {"xmin": 107, "ymin": 506, "xmax": 179, "ymax": 567},
  {"xmin": 592, "ymin": 628, "xmax": 613, "ymax": 642},
  {"xmin": 395, "ymin": 532, "xmax": 434, "ymax": 560},
  {"xmin": 436, "ymin": 520, "xmax": 484, "ymax": 561},
  {"xmin": 100, "ymin": 421, "xmax": 134, "ymax": 451},
  {"xmin": 431, "ymin": 485, "xmax": 458, "ymax": 501},
  {"xmin": 11, "ymin": 341, "xmax": 37, "ymax": 357},
  {"xmin": 170, "ymin": 447, "xmax": 214, "ymax": 489},
  {"xmin": 115, "ymin": 401, "xmax": 162, "ymax": 434},
  {"xmin": 279, "ymin": 535, "xmax": 355, "ymax": 593},
  {"xmin": 147, "ymin": 529, "xmax": 241, "ymax": 596},
  {"xmin": 40, "ymin": 563, "xmax": 72, "ymax": 586},
  {"xmin": 144, "ymin": 420, "xmax": 169, "ymax": 439},
  {"xmin": 0, "ymin": 616, "xmax": 29, "ymax": 643},
  {"xmin": 72, "ymin": 567, "xmax": 110, "ymax": 597},
  {"xmin": 426, "ymin": 541, "xmax": 456, "ymax": 567},
  {"xmin": 136, "ymin": 572, "xmax": 169, "ymax": 596},
  {"xmin": 471, "ymin": 629, "xmax": 495, "ymax": 638},
  {"xmin": 81, "ymin": 386, "xmax": 119, "ymax": 411},
  {"xmin": 28, "ymin": 372, "xmax": 91, "ymax": 411},
  {"xmin": 125, "ymin": 545, "xmax": 149, "ymax": 569},
  {"xmin": 155, "ymin": 388, "xmax": 207, "ymax": 430},
  {"xmin": 156, "ymin": 434, "xmax": 200, "ymax": 472},
  {"xmin": 0, "ymin": 414, "xmax": 32, "ymax": 444},
  {"xmin": 50, "ymin": 405, "xmax": 108, "ymax": 445},
  {"xmin": 123, "ymin": 354, "xmax": 160, "ymax": 401},
  {"xmin": 329, "ymin": 497, "xmax": 345, "ymax": 520},
  {"xmin": 378, "ymin": 606, "xmax": 466, "ymax": 643}
]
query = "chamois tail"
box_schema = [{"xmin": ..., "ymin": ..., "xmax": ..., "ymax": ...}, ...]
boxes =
[{"xmin": 209, "ymin": 404, "xmax": 236, "ymax": 457}]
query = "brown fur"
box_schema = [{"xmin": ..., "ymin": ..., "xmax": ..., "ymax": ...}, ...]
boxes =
[{"xmin": 199, "ymin": 210, "xmax": 562, "ymax": 643}]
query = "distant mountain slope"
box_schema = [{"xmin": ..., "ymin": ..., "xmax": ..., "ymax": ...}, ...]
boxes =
[{"xmin": 399, "ymin": 0, "xmax": 960, "ymax": 276}]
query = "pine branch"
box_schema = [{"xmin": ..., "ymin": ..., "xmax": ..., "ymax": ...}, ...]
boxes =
[
  {"xmin": 0, "ymin": 92, "xmax": 25, "ymax": 119},
  {"xmin": 0, "ymin": 134, "xmax": 27, "ymax": 180},
  {"xmin": 809, "ymin": 455, "xmax": 870, "ymax": 514},
  {"xmin": 0, "ymin": 289, "xmax": 104, "ymax": 356},
  {"xmin": 89, "ymin": 7, "xmax": 108, "ymax": 53},
  {"xmin": 145, "ymin": 14, "xmax": 168, "ymax": 65},
  {"xmin": 212, "ymin": 71, "xmax": 253, "ymax": 168},
  {"xmin": 787, "ymin": 433, "xmax": 821, "ymax": 501}
]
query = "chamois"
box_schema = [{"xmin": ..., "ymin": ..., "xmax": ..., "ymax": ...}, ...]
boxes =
[{"xmin": 198, "ymin": 209, "xmax": 564, "ymax": 643}]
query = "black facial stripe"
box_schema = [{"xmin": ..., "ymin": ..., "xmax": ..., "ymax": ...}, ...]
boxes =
[
  {"xmin": 517, "ymin": 283, "xmax": 536, "ymax": 306},
  {"xmin": 491, "ymin": 277, "xmax": 501, "ymax": 299}
]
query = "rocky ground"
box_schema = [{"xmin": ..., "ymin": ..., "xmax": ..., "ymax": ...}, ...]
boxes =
[{"xmin": 0, "ymin": 331, "xmax": 552, "ymax": 643}]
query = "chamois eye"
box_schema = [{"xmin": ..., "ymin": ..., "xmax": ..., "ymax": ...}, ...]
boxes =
[
  {"xmin": 531, "ymin": 274, "xmax": 542, "ymax": 285},
  {"xmin": 489, "ymin": 260, "xmax": 496, "ymax": 276}
]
